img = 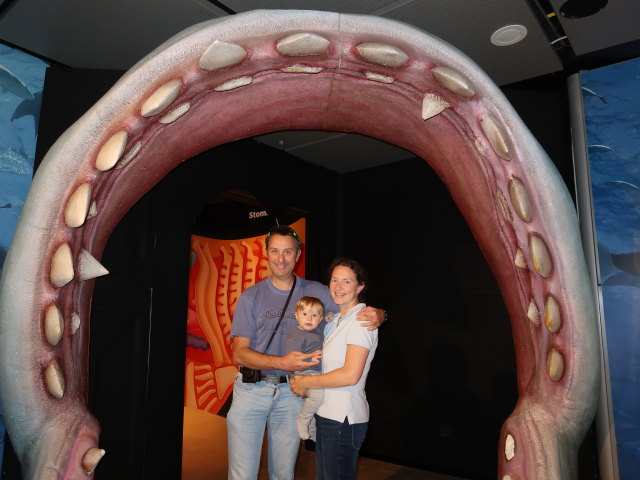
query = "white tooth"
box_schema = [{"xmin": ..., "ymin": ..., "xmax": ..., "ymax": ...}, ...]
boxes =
[
  {"xmin": 509, "ymin": 178, "xmax": 532, "ymax": 222},
  {"xmin": 78, "ymin": 250, "xmax": 109, "ymax": 281},
  {"xmin": 87, "ymin": 201, "xmax": 98, "ymax": 219},
  {"xmin": 514, "ymin": 248, "xmax": 527, "ymax": 269},
  {"xmin": 481, "ymin": 115, "xmax": 511, "ymax": 161},
  {"xmin": 159, "ymin": 102, "xmax": 191, "ymax": 124},
  {"xmin": 357, "ymin": 42, "xmax": 409, "ymax": 67},
  {"xmin": 51, "ymin": 244, "xmax": 74, "ymax": 288},
  {"xmin": 96, "ymin": 130, "xmax": 128, "ymax": 171},
  {"xmin": 214, "ymin": 76, "xmax": 252, "ymax": 91},
  {"xmin": 365, "ymin": 71, "xmax": 394, "ymax": 83},
  {"xmin": 116, "ymin": 141, "xmax": 142, "ymax": 169},
  {"xmin": 140, "ymin": 79, "xmax": 182, "ymax": 117},
  {"xmin": 529, "ymin": 234, "xmax": 553, "ymax": 278},
  {"xmin": 545, "ymin": 295, "xmax": 562, "ymax": 333},
  {"xmin": 200, "ymin": 40, "xmax": 247, "ymax": 71},
  {"xmin": 527, "ymin": 299, "xmax": 540, "ymax": 326},
  {"xmin": 547, "ymin": 348, "xmax": 565, "ymax": 381},
  {"xmin": 421, "ymin": 93, "xmax": 450, "ymax": 120},
  {"xmin": 71, "ymin": 312, "xmax": 81, "ymax": 334},
  {"xmin": 431, "ymin": 66, "xmax": 476, "ymax": 97},
  {"xmin": 44, "ymin": 361, "xmax": 65, "ymax": 399},
  {"xmin": 281, "ymin": 64, "xmax": 324, "ymax": 74},
  {"xmin": 82, "ymin": 447, "xmax": 106, "ymax": 474},
  {"xmin": 276, "ymin": 32, "xmax": 330, "ymax": 56},
  {"xmin": 64, "ymin": 183, "xmax": 92, "ymax": 228},
  {"xmin": 44, "ymin": 304, "xmax": 64, "ymax": 346},
  {"xmin": 496, "ymin": 189, "xmax": 513, "ymax": 223},
  {"xmin": 505, "ymin": 433, "xmax": 515, "ymax": 460}
]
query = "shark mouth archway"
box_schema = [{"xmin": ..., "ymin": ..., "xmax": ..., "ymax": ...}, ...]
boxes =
[{"xmin": 0, "ymin": 10, "xmax": 599, "ymax": 480}]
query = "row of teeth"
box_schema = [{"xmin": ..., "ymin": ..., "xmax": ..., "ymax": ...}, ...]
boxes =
[{"xmin": 41, "ymin": 30, "xmax": 565, "ymax": 476}]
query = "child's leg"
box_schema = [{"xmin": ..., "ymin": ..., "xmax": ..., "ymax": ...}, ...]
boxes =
[
  {"xmin": 296, "ymin": 373, "xmax": 324, "ymax": 440},
  {"xmin": 297, "ymin": 388, "xmax": 323, "ymax": 440}
]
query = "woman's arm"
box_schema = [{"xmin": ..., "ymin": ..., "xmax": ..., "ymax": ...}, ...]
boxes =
[{"xmin": 290, "ymin": 344, "xmax": 369, "ymax": 396}]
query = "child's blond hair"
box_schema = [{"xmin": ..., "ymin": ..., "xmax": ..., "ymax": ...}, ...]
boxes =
[{"xmin": 294, "ymin": 296, "xmax": 325, "ymax": 315}]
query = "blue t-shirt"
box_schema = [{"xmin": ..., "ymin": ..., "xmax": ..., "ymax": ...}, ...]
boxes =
[{"xmin": 231, "ymin": 276, "xmax": 336, "ymax": 376}]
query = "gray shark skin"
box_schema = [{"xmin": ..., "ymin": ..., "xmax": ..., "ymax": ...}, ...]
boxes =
[{"xmin": 0, "ymin": 10, "xmax": 599, "ymax": 480}]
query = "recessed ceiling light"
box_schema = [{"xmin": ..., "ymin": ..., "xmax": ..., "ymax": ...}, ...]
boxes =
[{"xmin": 490, "ymin": 25, "xmax": 528, "ymax": 46}]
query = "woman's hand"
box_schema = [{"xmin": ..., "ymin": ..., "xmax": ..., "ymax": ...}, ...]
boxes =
[{"xmin": 290, "ymin": 374, "xmax": 309, "ymax": 398}]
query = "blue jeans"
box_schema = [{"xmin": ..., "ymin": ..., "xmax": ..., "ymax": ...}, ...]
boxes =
[
  {"xmin": 227, "ymin": 373, "xmax": 303, "ymax": 479},
  {"xmin": 315, "ymin": 415, "xmax": 368, "ymax": 480}
]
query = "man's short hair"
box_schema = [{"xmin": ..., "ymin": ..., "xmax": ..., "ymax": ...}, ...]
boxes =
[
  {"xmin": 265, "ymin": 225, "xmax": 302, "ymax": 250},
  {"xmin": 294, "ymin": 296, "xmax": 325, "ymax": 315}
]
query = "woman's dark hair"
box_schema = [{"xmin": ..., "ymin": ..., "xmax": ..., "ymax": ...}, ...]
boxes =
[{"xmin": 327, "ymin": 257, "xmax": 368, "ymax": 302}]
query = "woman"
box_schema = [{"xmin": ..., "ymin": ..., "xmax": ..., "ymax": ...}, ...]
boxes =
[{"xmin": 290, "ymin": 257, "xmax": 378, "ymax": 479}]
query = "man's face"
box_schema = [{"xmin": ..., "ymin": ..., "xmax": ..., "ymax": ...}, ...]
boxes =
[
  {"xmin": 295, "ymin": 305, "xmax": 323, "ymax": 331},
  {"xmin": 267, "ymin": 234, "xmax": 301, "ymax": 281}
]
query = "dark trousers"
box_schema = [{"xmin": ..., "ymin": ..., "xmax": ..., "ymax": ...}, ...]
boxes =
[{"xmin": 315, "ymin": 414, "xmax": 368, "ymax": 480}]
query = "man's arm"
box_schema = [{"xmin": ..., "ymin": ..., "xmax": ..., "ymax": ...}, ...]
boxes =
[
  {"xmin": 356, "ymin": 306, "xmax": 387, "ymax": 330},
  {"xmin": 231, "ymin": 336, "xmax": 321, "ymax": 372}
]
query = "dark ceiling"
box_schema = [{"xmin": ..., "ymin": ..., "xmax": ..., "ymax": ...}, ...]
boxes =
[{"xmin": 1, "ymin": 0, "xmax": 638, "ymax": 171}]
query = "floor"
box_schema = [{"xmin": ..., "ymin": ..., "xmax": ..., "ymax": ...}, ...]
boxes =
[
  {"xmin": 287, "ymin": 444, "xmax": 471, "ymax": 480},
  {"xmin": 182, "ymin": 407, "xmax": 470, "ymax": 480}
]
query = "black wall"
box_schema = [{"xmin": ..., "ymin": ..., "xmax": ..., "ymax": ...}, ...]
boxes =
[
  {"xmin": 3, "ymin": 66, "xmax": 599, "ymax": 479},
  {"xmin": 338, "ymin": 158, "xmax": 515, "ymax": 477}
]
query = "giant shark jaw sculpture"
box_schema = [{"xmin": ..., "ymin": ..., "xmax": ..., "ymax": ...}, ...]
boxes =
[{"xmin": 0, "ymin": 9, "xmax": 599, "ymax": 480}]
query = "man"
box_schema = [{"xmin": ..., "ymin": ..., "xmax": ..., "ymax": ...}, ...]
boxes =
[{"xmin": 227, "ymin": 225, "xmax": 385, "ymax": 479}]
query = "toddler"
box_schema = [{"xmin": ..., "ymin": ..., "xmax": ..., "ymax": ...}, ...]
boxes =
[{"xmin": 284, "ymin": 296, "xmax": 325, "ymax": 441}]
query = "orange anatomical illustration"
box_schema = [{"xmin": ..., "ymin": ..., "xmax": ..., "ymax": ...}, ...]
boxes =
[{"xmin": 184, "ymin": 219, "xmax": 306, "ymax": 413}]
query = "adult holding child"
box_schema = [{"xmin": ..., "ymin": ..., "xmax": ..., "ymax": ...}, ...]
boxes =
[
  {"xmin": 290, "ymin": 257, "xmax": 378, "ymax": 480},
  {"xmin": 227, "ymin": 226, "xmax": 385, "ymax": 480}
]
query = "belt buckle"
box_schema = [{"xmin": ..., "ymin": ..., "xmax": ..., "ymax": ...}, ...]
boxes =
[{"xmin": 264, "ymin": 375, "xmax": 284, "ymax": 384}]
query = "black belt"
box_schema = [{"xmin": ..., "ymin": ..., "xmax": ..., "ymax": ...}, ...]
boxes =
[{"xmin": 261, "ymin": 375, "xmax": 288, "ymax": 384}]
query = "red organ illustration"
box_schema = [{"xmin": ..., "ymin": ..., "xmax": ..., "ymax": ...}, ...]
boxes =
[{"xmin": 184, "ymin": 220, "xmax": 306, "ymax": 414}]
